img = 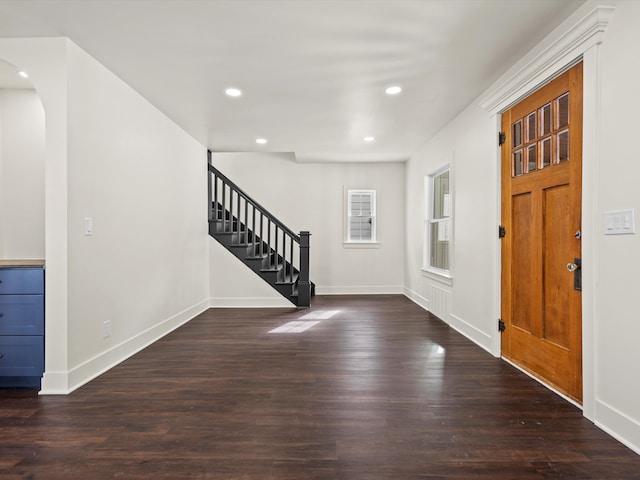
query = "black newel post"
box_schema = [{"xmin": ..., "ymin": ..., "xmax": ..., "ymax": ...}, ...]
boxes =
[
  {"xmin": 298, "ymin": 231, "xmax": 311, "ymax": 307},
  {"xmin": 207, "ymin": 151, "xmax": 213, "ymax": 222}
]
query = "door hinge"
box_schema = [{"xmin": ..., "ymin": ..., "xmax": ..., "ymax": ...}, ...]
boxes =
[
  {"xmin": 498, "ymin": 131, "xmax": 506, "ymax": 146},
  {"xmin": 498, "ymin": 225, "xmax": 506, "ymax": 238},
  {"xmin": 498, "ymin": 319, "xmax": 506, "ymax": 333}
]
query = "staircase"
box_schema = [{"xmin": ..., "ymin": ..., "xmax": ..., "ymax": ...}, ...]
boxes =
[{"xmin": 208, "ymin": 153, "xmax": 313, "ymax": 307}]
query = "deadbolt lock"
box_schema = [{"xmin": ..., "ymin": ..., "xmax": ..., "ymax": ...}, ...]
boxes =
[{"xmin": 567, "ymin": 258, "xmax": 582, "ymax": 291}]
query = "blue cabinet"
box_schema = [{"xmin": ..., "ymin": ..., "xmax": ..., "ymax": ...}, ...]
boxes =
[{"xmin": 0, "ymin": 266, "xmax": 44, "ymax": 388}]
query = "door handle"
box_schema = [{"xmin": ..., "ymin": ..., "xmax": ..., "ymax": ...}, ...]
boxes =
[{"xmin": 567, "ymin": 262, "xmax": 579, "ymax": 272}]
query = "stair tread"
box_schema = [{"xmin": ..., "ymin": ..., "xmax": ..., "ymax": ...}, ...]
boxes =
[{"xmin": 261, "ymin": 267, "xmax": 283, "ymax": 273}]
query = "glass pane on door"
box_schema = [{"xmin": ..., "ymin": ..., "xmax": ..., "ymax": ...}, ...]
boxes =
[
  {"xmin": 527, "ymin": 145, "xmax": 537, "ymax": 172},
  {"xmin": 557, "ymin": 93, "xmax": 569, "ymax": 128},
  {"xmin": 540, "ymin": 103, "xmax": 552, "ymax": 135},
  {"xmin": 541, "ymin": 137, "xmax": 552, "ymax": 168},
  {"xmin": 513, "ymin": 150, "xmax": 523, "ymax": 176},
  {"xmin": 513, "ymin": 120, "xmax": 522, "ymax": 147},
  {"xmin": 557, "ymin": 130, "xmax": 569, "ymax": 163},
  {"xmin": 526, "ymin": 112, "xmax": 537, "ymax": 142}
]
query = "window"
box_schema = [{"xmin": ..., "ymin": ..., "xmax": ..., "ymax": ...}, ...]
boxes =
[
  {"xmin": 426, "ymin": 167, "xmax": 451, "ymax": 274},
  {"xmin": 347, "ymin": 190, "xmax": 376, "ymax": 242}
]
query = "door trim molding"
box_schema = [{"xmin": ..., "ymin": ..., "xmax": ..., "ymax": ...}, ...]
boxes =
[
  {"xmin": 479, "ymin": 2, "xmax": 615, "ymax": 422},
  {"xmin": 480, "ymin": 3, "xmax": 614, "ymax": 114}
]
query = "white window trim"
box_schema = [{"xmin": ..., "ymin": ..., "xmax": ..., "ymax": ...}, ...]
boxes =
[
  {"xmin": 421, "ymin": 267, "xmax": 453, "ymax": 285},
  {"xmin": 423, "ymin": 165, "xmax": 452, "ymax": 281},
  {"xmin": 344, "ymin": 189, "xmax": 379, "ymax": 246}
]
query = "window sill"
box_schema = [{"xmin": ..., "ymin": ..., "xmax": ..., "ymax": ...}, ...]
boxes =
[
  {"xmin": 343, "ymin": 241, "xmax": 381, "ymax": 249},
  {"xmin": 421, "ymin": 267, "xmax": 453, "ymax": 286}
]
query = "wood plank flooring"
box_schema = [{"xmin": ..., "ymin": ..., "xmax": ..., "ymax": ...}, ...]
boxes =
[{"xmin": 1, "ymin": 295, "xmax": 639, "ymax": 479}]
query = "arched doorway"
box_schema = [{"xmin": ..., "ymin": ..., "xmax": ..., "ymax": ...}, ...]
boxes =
[
  {"xmin": 0, "ymin": 59, "xmax": 45, "ymax": 260},
  {"xmin": 0, "ymin": 58, "xmax": 46, "ymax": 388}
]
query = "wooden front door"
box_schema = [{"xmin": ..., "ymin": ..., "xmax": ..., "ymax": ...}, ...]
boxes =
[{"xmin": 500, "ymin": 62, "xmax": 583, "ymax": 403}]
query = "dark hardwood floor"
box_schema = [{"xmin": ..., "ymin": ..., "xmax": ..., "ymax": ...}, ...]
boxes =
[{"xmin": 1, "ymin": 295, "xmax": 639, "ymax": 479}]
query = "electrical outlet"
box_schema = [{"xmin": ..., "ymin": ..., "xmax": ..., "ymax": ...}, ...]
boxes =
[{"xmin": 103, "ymin": 320, "xmax": 111, "ymax": 338}]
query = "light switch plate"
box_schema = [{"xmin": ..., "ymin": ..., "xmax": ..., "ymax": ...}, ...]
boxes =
[
  {"xmin": 84, "ymin": 217, "xmax": 93, "ymax": 236},
  {"xmin": 603, "ymin": 209, "xmax": 635, "ymax": 235}
]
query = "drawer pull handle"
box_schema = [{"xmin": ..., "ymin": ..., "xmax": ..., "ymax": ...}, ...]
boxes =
[
  {"xmin": 0, "ymin": 353, "xmax": 3, "ymax": 359},
  {"xmin": 0, "ymin": 313, "xmax": 3, "ymax": 318}
]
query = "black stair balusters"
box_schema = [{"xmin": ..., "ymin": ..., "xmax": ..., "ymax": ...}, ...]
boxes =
[{"xmin": 207, "ymin": 156, "xmax": 313, "ymax": 307}]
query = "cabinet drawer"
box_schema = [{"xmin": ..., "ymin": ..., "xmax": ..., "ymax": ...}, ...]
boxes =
[
  {"xmin": 0, "ymin": 268, "xmax": 44, "ymax": 295},
  {"xmin": 0, "ymin": 336, "xmax": 44, "ymax": 377},
  {"xmin": 0, "ymin": 295, "xmax": 44, "ymax": 335}
]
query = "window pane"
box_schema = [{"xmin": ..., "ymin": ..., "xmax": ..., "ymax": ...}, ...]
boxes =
[
  {"xmin": 350, "ymin": 193, "xmax": 372, "ymax": 215},
  {"xmin": 557, "ymin": 93, "xmax": 569, "ymax": 128},
  {"xmin": 430, "ymin": 221, "xmax": 450, "ymax": 271},
  {"xmin": 350, "ymin": 216, "xmax": 372, "ymax": 241},
  {"xmin": 347, "ymin": 190, "xmax": 376, "ymax": 242},
  {"xmin": 557, "ymin": 129, "xmax": 569, "ymax": 163},
  {"xmin": 350, "ymin": 199, "xmax": 360, "ymax": 215},
  {"xmin": 432, "ymin": 170, "xmax": 450, "ymax": 219},
  {"xmin": 427, "ymin": 169, "xmax": 451, "ymax": 273},
  {"xmin": 513, "ymin": 120, "xmax": 522, "ymax": 147},
  {"xmin": 360, "ymin": 196, "xmax": 371, "ymax": 213}
]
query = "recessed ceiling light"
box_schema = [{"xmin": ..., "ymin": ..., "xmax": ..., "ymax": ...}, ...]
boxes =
[
  {"xmin": 363, "ymin": 136, "xmax": 375, "ymax": 142},
  {"xmin": 256, "ymin": 138, "xmax": 267, "ymax": 144},
  {"xmin": 18, "ymin": 71, "xmax": 29, "ymax": 79},
  {"xmin": 385, "ymin": 86, "xmax": 402, "ymax": 95},
  {"xmin": 225, "ymin": 88, "xmax": 242, "ymax": 97}
]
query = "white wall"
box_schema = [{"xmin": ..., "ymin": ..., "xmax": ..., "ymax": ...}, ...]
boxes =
[
  {"xmin": 210, "ymin": 152, "xmax": 405, "ymax": 305},
  {"xmin": 592, "ymin": 0, "xmax": 640, "ymax": 453},
  {"xmin": 404, "ymin": 103, "xmax": 497, "ymax": 353},
  {"xmin": 0, "ymin": 89, "xmax": 45, "ymax": 259},
  {"xmin": 0, "ymin": 38, "xmax": 210, "ymax": 393},
  {"xmin": 63, "ymin": 42, "xmax": 210, "ymax": 390}
]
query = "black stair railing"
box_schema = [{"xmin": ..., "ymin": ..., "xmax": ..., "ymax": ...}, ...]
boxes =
[{"xmin": 208, "ymin": 152, "xmax": 311, "ymax": 307}]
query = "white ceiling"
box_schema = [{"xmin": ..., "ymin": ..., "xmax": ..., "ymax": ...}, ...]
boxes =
[{"xmin": 0, "ymin": 0, "xmax": 585, "ymax": 163}]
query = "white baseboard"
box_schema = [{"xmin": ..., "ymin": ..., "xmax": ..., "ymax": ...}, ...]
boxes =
[
  {"xmin": 40, "ymin": 371, "xmax": 71, "ymax": 395},
  {"xmin": 448, "ymin": 313, "xmax": 494, "ymax": 356},
  {"xmin": 595, "ymin": 399, "xmax": 640, "ymax": 455},
  {"xmin": 210, "ymin": 287, "xmax": 405, "ymax": 306},
  {"xmin": 315, "ymin": 285, "xmax": 404, "ymax": 295},
  {"xmin": 209, "ymin": 297, "xmax": 294, "ymax": 308},
  {"xmin": 40, "ymin": 298, "xmax": 210, "ymax": 395},
  {"xmin": 403, "ymin": 287, "xmax": 430, "ymax": 311},
  {"xmin": 404, "ymin": 287, "xmax": 495, "ymax": 357}
]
